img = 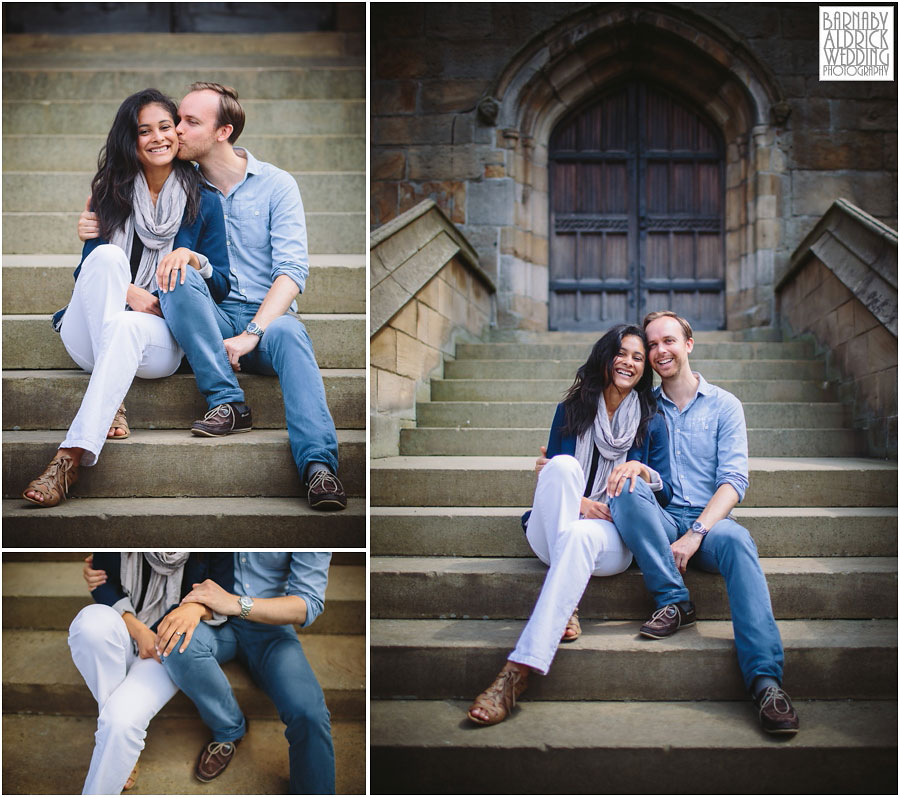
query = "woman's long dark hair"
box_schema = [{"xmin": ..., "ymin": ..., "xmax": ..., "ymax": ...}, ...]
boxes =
[
  {"xmin": 90, "ymin": 88, "xmax": 200, "ymax": 239},
  {"xmin": 561, "ymin": 324, "xmax": 657, "ymax": 447}
]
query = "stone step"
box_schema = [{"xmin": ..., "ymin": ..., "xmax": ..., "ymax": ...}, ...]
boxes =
[
  {"xmin": 370, "ymin": 699, "xmax": 896, "ymax": 795},
  {"xmin": 455, "ymin": 340, "xmax": 816, "ymax": 360},
  {"xmin": 415, "ymin": 400, "xmax": 849, "ymax": 429},
  {"xmin": 3, "ymin": 428, "xmax": 365, "ymax": 498},
  {"xmin": 3, "ymin": 369, "xmax": 363, "ymax": 431},
  {"xmin": 2, "ymin": 134, "xmax": 364, "ymax": 173},
  {"xmin": 2, "ymin": 496, "xmax": 366, "ymax": 547},
  {"xmin": 371, "ymin": 618, "xmax": 897, "ymax": 700},
  {"xmin": 398, "ymin": 427, "xmax": 863, "ymax": 457},
  {"xmin": 430, "ymin": 378, "xmax": 838, "ymax": 403},
  {"xmin": 3, "ymin": 714, "xmax": 364, "ymax": 795},
  {"xmin": 3, "ymin": 629, "xmax": 364, "ymax": 720},
  {"xmin": 2, "ymin": 67, "xmax": 365, "ymax": 101},
  {"xmin": 2, "ymin": 31, "xmax": 364, "ymax": 59},
  {"xmin": 1, "ymin": 314, "xmax": 365, "ymax": 370},
  {"xmin": 2, "ymin": 254, "xmax": 365, "ymax": 315},
  {"xmin": 486, "ymin": 328, "xmax": 786, "ymax": 344},
  {"xmin": 371, "ymin": 456, "xmax": 896, "ymax": 508},
  {"xmin": 443, "ymin": 358, "xmax": 825, "ymax": 381},
  {"xmin": 3, "ymin": 171, "xmax": 365, "ymax": 214},
  {"xmin": 2, "ymin": 99, "xmax": 364, "ymax": 135},
  {"xmin": 370, "ymin": 556, "xmax": 897, "ymax": 620},
  {"xmin": 369, "ymin": 506, "xmax": 898, "ymax": 558},
  {"xmin": 2, "ymin": 561, "xmax": 365, "ymax": 636}
]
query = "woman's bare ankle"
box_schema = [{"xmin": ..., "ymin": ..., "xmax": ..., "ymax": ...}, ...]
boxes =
[
  {"xmin": 57, "ymin": 447, "xmax": 85, "ymax": 467},
  {"xmin": 504, "ymin": 660, "xmax": 531, "ymax": 678}
]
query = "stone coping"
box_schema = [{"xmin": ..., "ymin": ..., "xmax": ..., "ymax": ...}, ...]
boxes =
[
  {"xmin": 780, "ymin": 198, "xmax": 898, "ymax": 336},
  {"xmin": 370, "ymin": 199, "xmax": 495, "ymax": 336}
]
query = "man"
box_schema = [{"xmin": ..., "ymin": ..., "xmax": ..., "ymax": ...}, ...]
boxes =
[
  {"xmin": 608, "ymin": 310, "xmax": 799, "ymax": 734},
  {"xmin": 77, "ymin": 82, "xmax": 345, "ymax": 510},
  {"xmin": 156, "ymin": 552, "xmax": 335, "ymax": 793}
]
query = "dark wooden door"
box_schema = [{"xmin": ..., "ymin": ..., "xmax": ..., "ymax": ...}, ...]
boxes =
[{"xmin": 549, "ymin": 82, "xmax": 725, "ymax": 330}]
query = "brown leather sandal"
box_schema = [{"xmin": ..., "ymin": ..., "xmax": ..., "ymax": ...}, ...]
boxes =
[
  {"xmin": 466, "ymin": 666, "xmax": 528, "ymax": 726},
  {"xmin": 122, "ymin": 760, "xmax": 139, "ymax": 792},
  {"xmin": 560, "ymin": 607, "xmax": 581, "ymax": 642},
  {"xmin": 108, "ymin": 403, "xmax": 130, "ymax": 439},
  {"xmin": 22, "ymin": 451, "xmax": 79, "ymax": 507}
]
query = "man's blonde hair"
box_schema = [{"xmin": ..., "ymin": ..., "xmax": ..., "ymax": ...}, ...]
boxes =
[
  {"xmin": 189, "ymin": 82, "xmax": 245, "ymax": 143},
  {"xmin": 642, "ymin": 310, "xmax": 694, "ymax": 341}
]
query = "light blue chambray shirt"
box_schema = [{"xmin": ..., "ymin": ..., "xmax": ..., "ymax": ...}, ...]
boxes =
[
  {"xmin": 234, "ymin": 552, "xmax": 331, "ymax": 628},
  {"xmin": 655, "ymin": 373, "xmax": 750, "ymax": 508},
  {"xmin": 201, "ymin": 148, "xmax": 309, "ymax": 307}
]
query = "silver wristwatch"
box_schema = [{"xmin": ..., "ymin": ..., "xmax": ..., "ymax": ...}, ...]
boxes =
[
  {"xmin": 238, "ymin": 595, "xmax": 254, "ymax": 619},
  {"xmin": 690, "ymin": 520, "xmax": 709, "ymax": 537},
  {"xmin": 245, "ymin": 321, "xmax": 264, "ymax": 339}
]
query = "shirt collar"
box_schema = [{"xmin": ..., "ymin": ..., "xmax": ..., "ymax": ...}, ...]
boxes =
[
  {"xmin": 233, "ymin": 147, "xmax": 261, "ymax": 175},
  {"xmin": 655, "ymin": 371, "xmax": 710, "ymax": 407}
]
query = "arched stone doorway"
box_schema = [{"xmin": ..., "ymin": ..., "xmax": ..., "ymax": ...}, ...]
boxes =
[
  {"xmin": 483, "ymin": 5, "xmax": 789, "ymax": 332},
  {"xmin": 548, "ymin": 81, "xmax": 726, "ymax": 330}
]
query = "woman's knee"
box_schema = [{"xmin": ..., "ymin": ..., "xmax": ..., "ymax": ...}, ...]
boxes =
[
  {"xmin": 81, "ymin": 244, "xmax": 129, "ymax": 275},
  {"xmin": 69, "ymin": 603, "xmax": 124, "ymax": 648},
  {"xmin": 539, "ymin": 455, "xmax": 584, "ymax": 487}
]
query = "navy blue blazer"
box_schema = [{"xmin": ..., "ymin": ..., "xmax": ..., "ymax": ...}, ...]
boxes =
[
  {"xmin": 90, "ymin": 552, "xmax": 233, "ymax": 631},
  {"xmin": 522, "ymin": 403, "xmax": 673, "ymax": 531},
  {"xmin": 52, "ymin": 186, "xmax": 230, "ymax": 330}
]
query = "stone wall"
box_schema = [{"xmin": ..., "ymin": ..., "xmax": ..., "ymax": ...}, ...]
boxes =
[
  {"xmin": 372, "ymin": 3, "xmax": 897, "ymax": 332},
  {"xmin": 371, "ymin": 200, "xmax": 495, "ymax": 457},
  {"xmin": 777, "ymin": 200, "xmax": 897, "ymax": 457}
]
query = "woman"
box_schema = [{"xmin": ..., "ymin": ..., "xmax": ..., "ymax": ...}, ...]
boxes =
[
  {"xmin": 69, "ymin": 552, "xmax": 232, "ymax": 794},
  {"xmin": 467, "ymin": 324, "xmax": 673, "ymax": 725},
  {"xmin": 23, "ymin": 88, "xmax": 229, "ymax": 506}
]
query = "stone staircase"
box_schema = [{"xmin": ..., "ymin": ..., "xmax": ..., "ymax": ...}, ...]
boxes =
[
  {"xmin": 370, "ymin": 329, "xmax": 898, "ymax": 794},
  {"xmin": 1, "ymin": 551, "xmax": 365, "ymax": 794},
  {"xmin": 1, "ymin": 33, "xmax": 365, "ymax": 544}
]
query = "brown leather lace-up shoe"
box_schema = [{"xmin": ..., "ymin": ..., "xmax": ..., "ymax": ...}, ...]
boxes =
[
  {"xmin": 639, "ymin": 602, "xmax": 696, "ymax": 639},
  {"xmin": 307, "ymin": 469, "xmax": 347, "ymax": 510},
  {"xmin": 195, "ymin": 738, "xmax": 241, "ymax": 783},
  {"xmin": 190, "ymin": 402, "xmax": 252, "ymax": 437},
  {"xmin": 754, "ymin": 685, "xmax": 800, "ymax": 734}
]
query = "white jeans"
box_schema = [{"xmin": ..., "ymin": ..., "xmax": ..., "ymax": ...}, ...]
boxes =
[
  {"xmin": 509, "ymin": 455, "xmax": 633, "ymax": 675},
  {"xmin": 59, "ymin": 244, "xmax": 182, "ymax": 466},
  {"xmin": 68, "ymin": 603, "xmax": 179, "ymax": 795}
]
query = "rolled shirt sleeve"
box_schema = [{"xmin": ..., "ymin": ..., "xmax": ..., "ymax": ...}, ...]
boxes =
[
  {"xmin": 287, "ymin": 552, "xmax": 331, "ymax": 628},
  {"xmin": 268, "ymin": 172, "xmax": 309, "ymax": 295},
  {"xmin": 714, "ymin": 392, "xmax": 750, "ymax": 502}
]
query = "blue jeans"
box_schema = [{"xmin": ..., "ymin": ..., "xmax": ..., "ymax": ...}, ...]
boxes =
[
  {"xmin": 609, "ymin": 478, "xmax": 784, "ymax": 689},
  {"xmin": 159, "ymin": 268, "xmax": 339, "ymax": 480},
  {"xmin": 161, "ymin": 619, "xmax": 335, "ymax": 794}
]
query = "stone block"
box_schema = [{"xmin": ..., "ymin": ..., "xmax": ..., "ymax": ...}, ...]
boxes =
[
  {"xmin": 456, "ymin": 224, "xmax": 499, "ymax": 277},
  {"xmin": 374, "ymin": 40, "xmax": 430, "ymax": 80},
  {"xmin": 371, "ymin": 5, "xmax": 424, "ymax": 38},
  {"xmin": 416, "ymin": 274, "xmax": 442, "ymax": 315},
  {"xmin": 467, "ymin": 302, "xmax": 490, "ymax": 337},
  {"xmin": 372, "ymin": 150, "xmax": 406, "ymax": 181},
  {"xmin": 371, "ymin": 181, "xmax": 399, "ymax": 227},
  {"xmin": 420, "ymin": 79, "xmax": 491, "ymax": 114},
  {"xmin": 792, "ymin": 172, "xmax": 897, "ymax": 218},
  {"xmin": 831, "ymin": 100, "xmax": 898, "ymax": 132},
  {"xmin": 448, "ymin": 258, "xmax": 470, "ymax": 295},
  {"xmin": 398, "ymin": 180, "xmax": 466, "ymax": 224},
  {"xmin": 375, "ymin": 369, "xmax": 415, "ymax": 414},
  {"xmin": 466, "ymin": 179, "xmax": 515, "ymax": 226},
  {"xmin": 789, "ymin": 98, "xmax": 830, "ymax": 130},
  {"xmin": 755, "ymin": 218, "xmax": 780, "ymax": 250},
  {"xmin": 370, "ymin": 414, "xmax": 400, "ymax": 459},
  {"xmin": 885, "ymin": 133, "xmax": 897, "ymax": 171},
  {"xmin": 391, "ymin": 231, "xmax": 458, "ymax": 298},
  {"xmin": 407, "ymin": 145, "xmax": 488, "ymax": 180},
  {"xmin": 836, "ymin": 300, "xmax": 855, "ymax": 339},
  {"xmin": 370, "ymin": 327, "xmax": 397, "ymax": 372},
  {"xmin": 372, "ymin": 80, "xmax": 418, "ymax": 115},
  {"xmin": 484, "ymin": 164, "xmax": 505, "ymax": 178},
  {"xmin": 793, "ymin": 132, "xmax": 884, "ymax": 170},
  {"xmin": 450, "ymin": 283, "xmax": 469, "ymax": 326},
  {"xmin": 396, "ymin": 331, "xmax": 440, "ymax": 381},
  {"xmin": 416, "ymin": 302, "xmax": 452, "ymax": 351},
  {"xmin": 391, "ymin": 301, "xmax": 418, "ymax": 338},
  {"xmin": 866, "ymin": 325, "xmax": 898, "ymax": 371}
]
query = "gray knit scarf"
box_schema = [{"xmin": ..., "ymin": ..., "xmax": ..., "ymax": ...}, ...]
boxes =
[
  {"xmin": 109, "ymin": 170, "xmax": 187, "ymax": 293},
  {"xmin": 574, "ymin": 390, "xmax": 641, "ymax": 505},
  {"xmin": 120, "ymin": 552, "xmax": 189, "ymax": 626}
]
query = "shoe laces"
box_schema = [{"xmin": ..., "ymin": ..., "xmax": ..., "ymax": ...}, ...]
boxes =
[
  {"xmin": 36, "ymin": 456, "xmax": 75, "ymax": 493},
  {"xmin": 309, "ymin": 469, "xmax": 340, "ymax": 493},
  {"xmin": 757, "ymin": 686, "xmax": 793, "ymax": 716},
  {"xmin": 202, "ymin": 404, "xmax": 232, "ymax": 421},
  {"xmin": 649, "ymin": 604, "xmax": 677, "ymax": 623},
  {"xmin": 205, "ymin": 741, "xmax": 234, "ymax": 758},
  {"xmin": 484, "ymin": 669, "xmax": 523, "ymax": 712}
]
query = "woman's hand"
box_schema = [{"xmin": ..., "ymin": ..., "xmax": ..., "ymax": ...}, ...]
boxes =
[
  {"xmin": 534, "ymin": 446, "xmax": 549, "ymax": 475},
  {"xmin": 77, "ymin": 196, "xmax": 100, "ymax": 241},
  {"xmin": 606, "ymin": 460, "xmax": 650, "ymax": 497},
  {"xmin": 156, "ymin": 248, "xmax": 199, "ymax": 294},
  {"xmin": 580, "ymin": 497, "xmax": 612, "ymax": 520},
  {"xmin": 126, "ymin": 284, "xmax": 163, "ymax": 317},
  {"xmin": 82, "ymin": 555, "xmax": 107, "ymax": 592},
  {"xmin": 122, "ymin": 614, "xmax": 161, "ymax": 662},
  {"xmin": 154, "ymin": 603, "xmax": 208, "ymax": 658}
]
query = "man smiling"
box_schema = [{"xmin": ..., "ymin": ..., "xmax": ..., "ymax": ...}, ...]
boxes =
[{"xmin": 609, "ymin": 310, "xmax": 799, "ymax": 735}]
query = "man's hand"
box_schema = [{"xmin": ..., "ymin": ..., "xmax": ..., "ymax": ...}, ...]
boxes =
[
  {"xmin": 82, "ymin": 555, "xmax": 107, "ymax": 591},
  {"xmin": 671, "ymin": 531, "xmax": 704, "ymax": 574},
  {"xmin": 156, "ymin": 247, "xmax": 199, "ymax": 294},
  {"xmin": 607, "ymin": 460, "xmax": 650, "ymax": 497},
  {"xmin": 535, "ymin": 445, "xmax": 549, "ymax": 475},
  {"xmin": 223, "ymin": 333, "xmax": 260, "ymax": 372},
  {"xmin": 126, "ymin": 284, "xmax": 163, "ymax": 317},
  {"xmin": 580, "ymin": 497, "xmax": 612, "ymax": 521},
  {"xmin": 77, "ymin": 196, "xmax": 100, "ymax": 241},
  {"xmin": 181, "ymin": 579, "xmax": 240, "ymax": 616},
  {"xmin": 154, "ymin": 602, "xmax": 208, "ymax": 657}
]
